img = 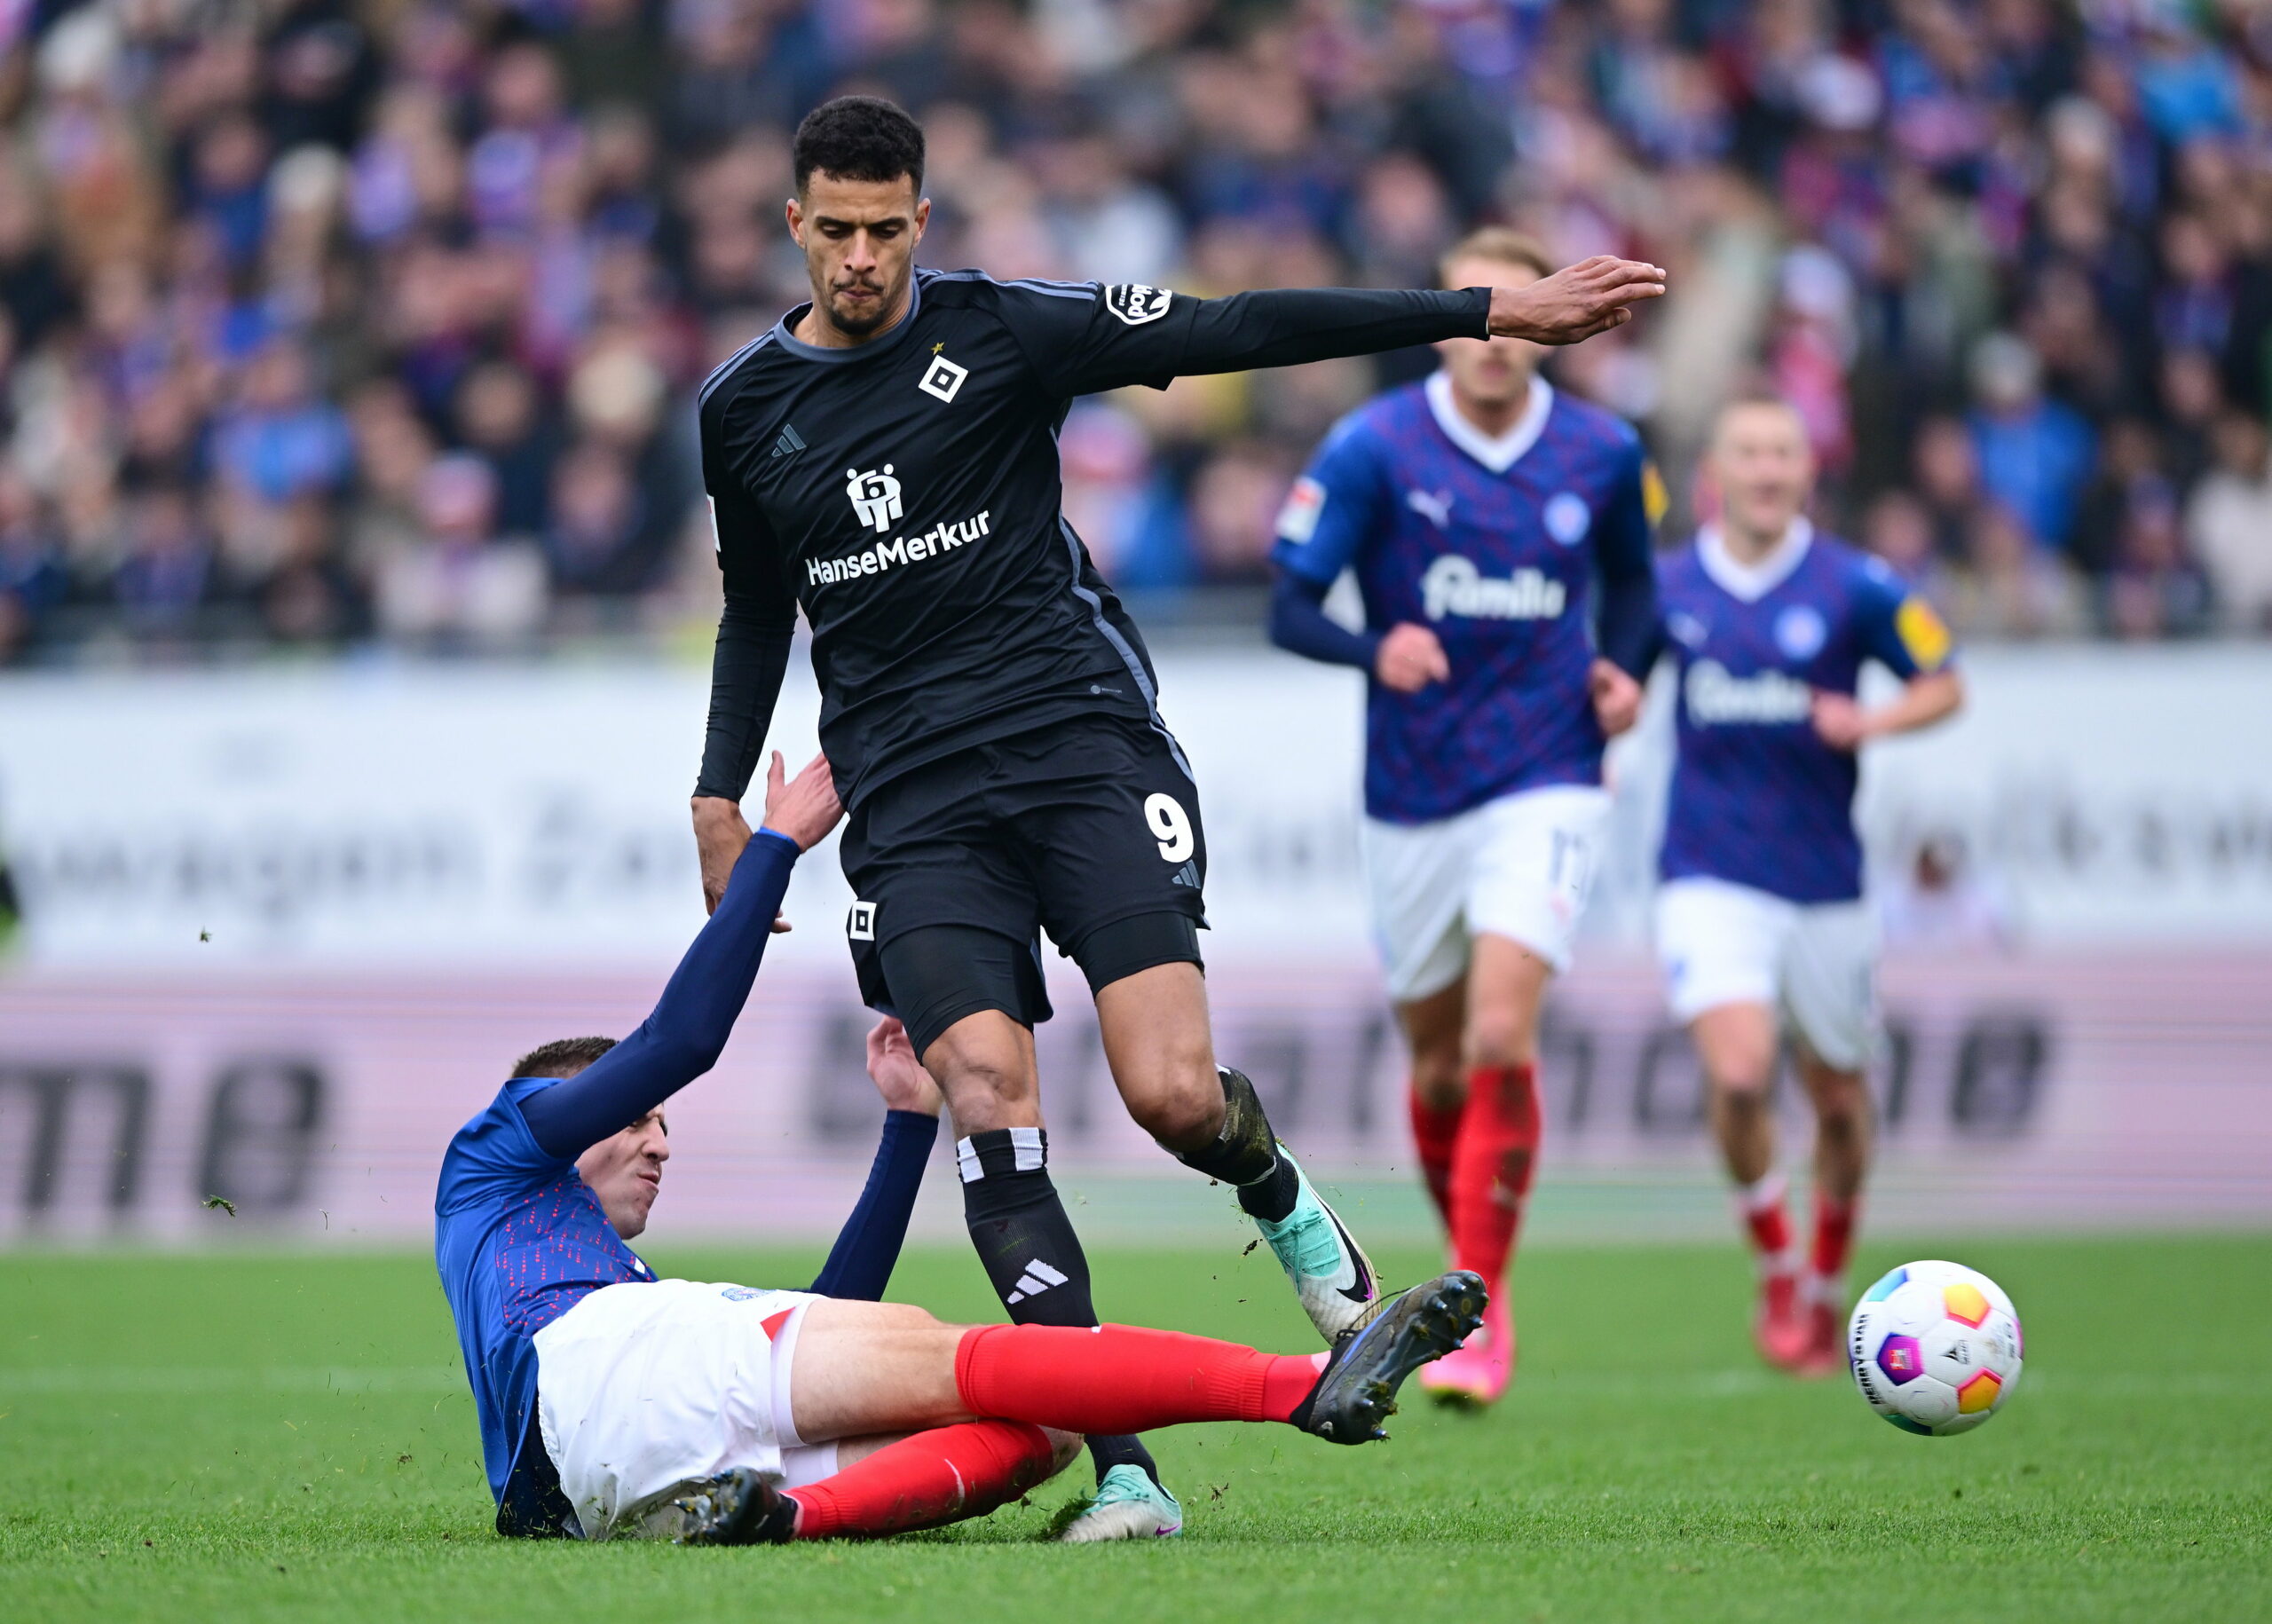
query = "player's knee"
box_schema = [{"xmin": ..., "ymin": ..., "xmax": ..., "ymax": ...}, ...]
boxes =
[
  {"xmin": 1463, "ymin": 1005, "xmax": 1536, "ymax": 1070},
  {"xmin": 930, "ymin": 1051, "xmax": 1037, "ymax": 1128},
  {"xmin": 1040, "ymin": 1427, "xmax": 1082, "ymax": 1478},
  {"xmin": 1813, "ymin": 1073, "xmax": 1871, "ymax": 1131},
  {"xmin": 1710, "ymin": 1062, "xmax": 1775, "ymax": 1107},
  {"xmin": 1129, "ymin": 1064, "xmax": 1223, "ymax": 1152},
  {"xmin": 1408, "ymin": 1048, "xmax": 1466, "ymax": 1108}
]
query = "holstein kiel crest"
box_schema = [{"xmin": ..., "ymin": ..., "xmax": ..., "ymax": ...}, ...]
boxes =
[{"xmin": 845, "ymin": 465, "xmax": 903, "ymax": 532}]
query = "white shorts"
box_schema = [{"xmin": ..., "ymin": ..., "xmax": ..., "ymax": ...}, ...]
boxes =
[
  {"xmin": 1362, "ymin": 784, "xmax": 1613, "ymax": 1001},
  {"xmin": 1653, "ymin": 878, "xmax": 1879, "ymax": 1071},
  {"xmin": 532, "ymin": 1279, "xmax": 841, "ymax": 1540}
]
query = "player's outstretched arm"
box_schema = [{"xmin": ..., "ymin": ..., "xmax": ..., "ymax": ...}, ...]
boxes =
[
  {"xmin": 520, "ymin": 753, "xmax": 842, "ymax": 1160},
  {"xmin": 1487, "ymin": 256, "xmax": 1668, "ymax": 345},
  {"xmin": 1011, "ymin": 262, "xmax": 1666, "ymax": 398},
  {"xmin": 807, "ymin": 1018, "xmax": 943, "ymax": 1301}
]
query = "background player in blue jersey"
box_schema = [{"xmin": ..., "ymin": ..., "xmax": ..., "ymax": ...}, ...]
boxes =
[
  {"xmin": 1267, "ymin": 228, "xmax": 1661, "ymax": 1407},
  {"xmin": 1653, "ymin": 395, "xmax": 1964, "ymax": 1376},
  {"xmin": 435, "ymin": 745, "xmax": 1489, "ymax": 1545}
]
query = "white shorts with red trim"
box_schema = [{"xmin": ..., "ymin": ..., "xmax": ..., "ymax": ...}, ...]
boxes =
[{"xmin": 532, "ymin": 1278, "xmax": 840, "ymax": 1540}]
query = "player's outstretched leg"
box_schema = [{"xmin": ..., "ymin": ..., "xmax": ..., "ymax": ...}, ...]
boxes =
[{"xmin": 1095, "ymin": 965, "xmax": 1381, "ymax": 1342}]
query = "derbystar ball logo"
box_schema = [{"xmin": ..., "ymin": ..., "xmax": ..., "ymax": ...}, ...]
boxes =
[
  {"xmin": 1420, "ymin": 555, "xmax": 1566, "ymax": 622},
  {"xmin": 845, "ymin": 465, "xmax": 903, "ymax": 532}
]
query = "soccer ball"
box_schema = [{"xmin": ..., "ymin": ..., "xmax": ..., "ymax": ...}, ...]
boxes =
[{"xmin": 1847, "ymin": 1260, "xmax": 2023, "ymax": 1436}]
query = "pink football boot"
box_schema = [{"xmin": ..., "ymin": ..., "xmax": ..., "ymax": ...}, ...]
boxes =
[{"xmin": 1417, "ymin": 1291, "xmax": 1514, "ymax": 1407}]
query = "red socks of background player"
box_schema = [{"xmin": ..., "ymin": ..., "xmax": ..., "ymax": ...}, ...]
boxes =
[
  {"xmin": 954, "ymin": 1322, "xmax": 1323, "ymax": 1435},
  {"xmin": 1811, "ymin": 1189, "xmax": 1857, "ymax": 1299},
  {"xmin": 785, "ymin": 1420, "xmax": 1058, "ymax": 1538},
  {"xmin": 1442, "ymin": 1065, "xmax": 1542, "ymax": 1288},
  {"xmin": 1408, "ymin": 1092, "xmax": 1462, "ymax": 1226},
  {"xmin": 1737, "ymin": 1172, "xmax": 1858, "ymax": 1298}
]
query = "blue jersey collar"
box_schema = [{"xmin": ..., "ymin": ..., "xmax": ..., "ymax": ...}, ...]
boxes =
[
  {"xmin": 1424, "ymin": 370, "xmax": 1553, "ymax": 474},
  {"xmin": 1699, "ymin": 517, "xmax": 1814, "ymax": 602}
]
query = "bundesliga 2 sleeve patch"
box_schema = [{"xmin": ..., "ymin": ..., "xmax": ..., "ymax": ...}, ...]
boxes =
[
  {"xmin": 1275, "ymin": 476, "xmax": 1326, "ymax": 543},
  {"xmin": 1896, "ymin": 596, "xmax": 1952, "ymax": 670},
  {"xmin": 1104, "ymin": 284, "xmax": 1173, "ymax": 326}
]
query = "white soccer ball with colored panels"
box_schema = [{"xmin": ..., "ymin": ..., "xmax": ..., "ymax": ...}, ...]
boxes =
[{"xmin": 1847, "ymin": 1260, "xmax": 2023, "ymax": 1436}]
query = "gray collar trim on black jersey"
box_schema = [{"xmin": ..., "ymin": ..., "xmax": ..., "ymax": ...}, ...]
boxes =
[
  {"xmin": 1424, "ymin": 370, "xmax": 1553, "ymax": 474},
  {"xmin": 769, "ymin": 270, "xmax": 926, "ymax": 363},
  {"xmin": 1698, "ymin": 517, "xmax": 1816, "ymax": 602}
]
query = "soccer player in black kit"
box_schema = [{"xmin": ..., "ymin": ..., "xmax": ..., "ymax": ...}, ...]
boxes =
[{"xmin": 689, "ymin": 97, "xmax": 1666, "ymax": 1541}]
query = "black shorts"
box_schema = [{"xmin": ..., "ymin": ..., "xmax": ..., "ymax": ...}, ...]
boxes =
[{"xmin": 840, "ymin": 714, "xmax": 1208, "ymax": 1052}]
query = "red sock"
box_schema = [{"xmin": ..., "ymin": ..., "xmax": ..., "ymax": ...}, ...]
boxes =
[
  {"xmin": 1408, "ymin": 1088, "xmax": 1463, "ymax": 1228},
  {"xmin": 1739, "ymin": 1173, "xmax": 1794, "ymax": 1265},
  {"xmin": 1447, "ymin": 1064, "xmax": 1541, "ymax": 1289},
  {"xmin": 785, "ymin": 1420, "xmax": 1056, "ymax": 1539},
  {"xmin": 1811, "ymin": 1192, "xmax": 1857, "ymax": 1283},
  {"xmin": 954, "ymin": 1323, "xmax": 1322, "ymax": 1434}
]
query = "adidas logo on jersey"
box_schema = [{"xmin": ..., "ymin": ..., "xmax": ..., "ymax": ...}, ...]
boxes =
[
  {"xmin": 1170, "ymin": 861, "xmax": 1200, "ymax": 888},
  {"xmin": 1005, "ymin": 1258, "xmax": 1069, "ymax": 1305},
  {"xmin": 1421, "ymin": 555, "xmax": 1566, "ymax": 622},
  {"xmin": 771, "ymin": 422, "xmax": 805, "ymax": 460},
  {"xmin": 1684, "ymin": 658, "xmax": 1815, "ymax": 724}
]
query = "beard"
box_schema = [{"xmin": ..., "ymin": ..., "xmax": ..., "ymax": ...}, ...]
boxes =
[{"xmin": 827, "ymin": 280, "xmax": 896, "ymax": 336}]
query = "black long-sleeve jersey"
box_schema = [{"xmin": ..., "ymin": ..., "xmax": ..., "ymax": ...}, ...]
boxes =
[{"xmin": 694, "ymin": 270, "xmax": 1492, "ymax": 808}]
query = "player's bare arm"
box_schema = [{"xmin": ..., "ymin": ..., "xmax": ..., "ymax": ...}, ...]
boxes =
[{"xmin": 1810, "ymin": 667, "xmax": 1965, "ymax": 751}]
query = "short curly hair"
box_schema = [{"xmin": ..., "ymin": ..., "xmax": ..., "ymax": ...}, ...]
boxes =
[
  {"xmin": 510, "ymin": 1036, "xmax": 619, "ymax": 1080},
  {"xmin": 793, "ymin": 95, "xmax": 925, "ymax": 195}
]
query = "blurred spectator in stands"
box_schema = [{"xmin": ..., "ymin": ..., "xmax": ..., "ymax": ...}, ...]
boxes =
[
  {"xmin": 1952, "ymin": 499, "xmax": 2087, "ymax": 638},
  {"xmin": 455, "ymin": 360, "xmax": 557, "ymax": 538},
  {"xmin": 1911, "ymin": 414, "xmax": 1983, "ymax": 560},
  {"xmin": 1967, "ymin": 333, "xmax": 2094, "ymax": 553},
  {"xmin": 2068, "ymin": 417, "xmax": 2165, "ymax": 579},
  {"xmin": 111, "ymin": 487, "xmax": 217, "ymax": 649},
  {"xmin": 256, "ymin": 494, "xmax": 366, "ymax": 646},
  {"xmin": 0, "ymin": 467, "xmax": 64, "ymax": 663},
  {"xmin": 2187, "ymin": 411, "xmax": 2272, "ymax": 632},
  {"xmin": 375, "ymin": 453, "xmax": 545, "ymax": 650},
  {"xmin": 1861, "ymin": 488, "xmax": 1960, "ymax": 612},
  {"xmin": 1186, "ymin": 443, "xmax": 1293, "ymax": 583},
  {"xmin": 2102, "ymin": 470, "xmax": 2212, "ymax": 639},
  {"xmin": 1881, "ymin": 831, "xmax": 2015, "ymax": 950}
]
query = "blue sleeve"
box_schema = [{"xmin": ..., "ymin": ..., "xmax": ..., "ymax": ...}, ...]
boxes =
[
  {"xmin": 1591, "ymin": 440, "xmax": 1662, "ymax": 678},
  {"xmin": 1850, "ymin": 557, "xmax": 1955, "ymax": 681},
  {"xmin": 807, "ymin": 1109, "xmax": 940, "ymax": 1300},
  {"xmin": 516, "ymin": 831, "xmax": 801, "ymax": 1161},
  {"xmin": 1269, "ymin": 417, "xmax": 1387, "ymax": 587},
  {"xmin": 1268, "ymin": 569, "xmax": 1381, "ymax": 671}
]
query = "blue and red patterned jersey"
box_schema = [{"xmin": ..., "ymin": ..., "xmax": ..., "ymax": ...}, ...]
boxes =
[
  {"xmin": 1271, "ymin": 374, "xmax": 1655, "ymax": 824},
  {"xmin": 1656, "ymin": 522, "xmax": 1956, "ymax": 903},
  {"xmin": 434, "ymin": 1074, "xmax": 655, "ymax": 1511}
]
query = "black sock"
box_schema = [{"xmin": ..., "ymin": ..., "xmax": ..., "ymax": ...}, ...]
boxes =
[
  {"xmin": 1173, "ymin": 1068, "xmax": 1301, "ymax": 1225},
  {"xmin": 958, "ymin": 1127, "xmax": 1161, "ymax": 1491}
]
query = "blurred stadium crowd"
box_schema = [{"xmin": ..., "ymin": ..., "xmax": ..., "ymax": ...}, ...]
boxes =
[{"xmin": 0, "ymin": 0, "xmax": 2268, "ymax": 664}]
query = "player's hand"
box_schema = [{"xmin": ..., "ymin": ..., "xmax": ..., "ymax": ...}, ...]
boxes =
[
  {"xmin": 1589, "ymin": 658, "xmax": 1644, "ymax": 737},
  {"xmin": 691, "ymin": 794, "xmax": 753, "ymax": 917},
  {"xmin": 761, "ymin": 749, "xmax": 845, "ymax": 852},
  {"xmin": 1487, "ymin": 256, "xmax": 1667, "ymax": 345},
  {"xmin": 864, "ymin": 1016, "xmax": 943, "ymax": 1116},
  {"xmin": 1811, "ymin": 690, "xmax": 1871, "ymax": 751},
  {"xmin": 1375, "ymin": 622, "xmax": 1449, "ymax": 693}
]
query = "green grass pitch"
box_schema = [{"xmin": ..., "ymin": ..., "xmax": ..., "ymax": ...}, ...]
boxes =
[{"xmin": 4, "ymin": 1234, "xmax": 2267, "ymax": 1623}]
